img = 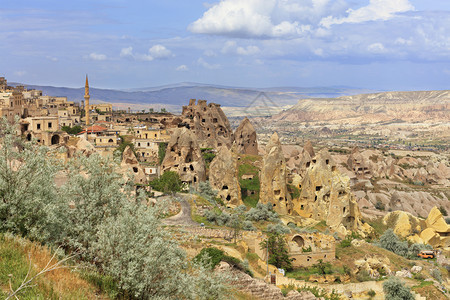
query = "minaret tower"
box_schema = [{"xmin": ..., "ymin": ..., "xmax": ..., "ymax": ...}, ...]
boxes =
[{"xmin": 84, "ymin": 75, "xmax": 90, "ymax": 126}]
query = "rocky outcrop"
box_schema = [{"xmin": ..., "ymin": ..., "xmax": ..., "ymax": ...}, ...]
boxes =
[
  {"xmin": 384, "ymin": 207, "xmax": 450, "ymax": 251},
  {"xmin": 354, "ymin": 255, "xmax": 392, "ymax": 279},
  {"xmin": 209, "ymin": 146, "xmax": 243, "ymax": 207},
  {"xmin": 303, "ymin": 140, "xmax": 315, "ymax": 158},
  {"xmin": 382, "ymin": 211, "xmax": 424, "ymax": 238},
  {"xmin": 233, "ymin": 117, "xmax": 258, "ymax": 155},
  {"xmin": 294, "ymin": 149, "xmax": 373, "ymax": 237},
  {"xmin": 347, "ymin": 147, "xmax": 371, "ymax": 178},
  {"xmin": 260, "ymin": 132, "xmax": 292, "ymax": 215},
  {"xmin": 161, "ymin": 128, "xmax": 206, "ymax": 184},
  {"xmin": 75, "ymin": 137, "xmax": 96, "ymax": 156},
  {"xmin": 181, "ymin": 99, "xmax": 233, "ymax": 149},
  {"xmin": 120, "ymin": 146, "xmax": 147, "ymax": 185}
]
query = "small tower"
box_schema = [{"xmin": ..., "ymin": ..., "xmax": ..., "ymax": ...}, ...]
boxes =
[{"xmin": 84, "ymin": 75, "xmax": 90, "ymax": 126}]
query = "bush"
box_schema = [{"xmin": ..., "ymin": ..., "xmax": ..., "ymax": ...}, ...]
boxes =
[
  {"xmin": 312, "ymin": 259, "xmax": 332, "ymax": 275},
  {"xmin": 383, "ymin": 277, "xmax": 414, "ymax": 300},
  {"xmin": 379, "ymin": 229, "xmax": 408, "ymax": 257},
  {"xmin": 266, "ymin": 223, "xmax": 290, "ymax": 234},
  {"xmin": 356, "ymin": 269, "xmax": 371, "ymax": 282},
  {"xmin": 194, "ymin": 247, "xmax": 225, "ymax": 270},
  {"xmin": 375, "ymin": 200, "xmax": 385, "ymax": 211},
  {"xmin": 446, "ymin": 217, "xmax": 450, "ymax": 225},
  {"xmin": 242, "ymin": 220, "xmax": 256, "ymax": 231},
  {"xmin": 430, "ymin": 268, "xmax": 442, "ymax": 283},
  {"xmin": 439, "ymin": 206, "xmax": 448, "ymax": 216},
  {"xmin": 149, "ymin": 171, "xmax": 182, "ymax": 194},
  {"xmin": 245, "ymin": 203, "xmax": 278, "ymax": 222},
  {"xmin": 197, "ymin": 181, "xmax": 218, "ymax": 203},
  {"xmin": 158, "ymin": 142, "xmax": 168, "ymax": 164},
  {"xmin": 368, "ymin": 289, "xmax": 376, "ymax": 297},
  {"xmin": 61, "ymin": 125, "xmax": 83, "ymax": 135}
]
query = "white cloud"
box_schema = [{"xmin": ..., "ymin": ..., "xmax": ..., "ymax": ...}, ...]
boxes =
[
  {"xmin": 222, "ymin": 41, "xmax": 260, "ymax": 55},
  {"xmin": 197, "ymin": 57, "xmax": 220, "ymax": 69},
  {"xmin": 120, "ymin": 46, "xmax": 133, "ymax": 57},
  {"xmin": 367, "ymin": 43, "xmax": 386, "ymax": 53},
  {"xmin": 46, "ymin": 56, "xmax": 58, "ymax": 62},
  {"xmin": 176, "ymin": 64, "xmax": 189, "ymax": 71},
  {"xmin": 395, "ymin": 37, "xmax": 413, "ymax": 46},
  {"xmin": 88, "ymin": 52, "xmax": 107, "ymax": 61},
  {"xmin": 188, "ymin": 0, "xmax": 313, "ymax": 38},
  {"xmin": 149, "ymin": 44, "xmax": 173, "ymax": 59},
  {"xmin": 320, "ymin": 0, "xmax": 414, "ymax": 28},
  {"xmin": 119, "ymin": 45, "xmax": 173, "ymax": 61}
]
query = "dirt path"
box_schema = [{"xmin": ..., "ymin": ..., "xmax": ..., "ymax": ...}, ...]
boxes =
[{"xmin": 163, "ymin": 194, "xmax": 199, "ymax": 227}]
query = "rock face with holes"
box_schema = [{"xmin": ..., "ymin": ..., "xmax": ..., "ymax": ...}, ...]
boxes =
[
  {"xmin": 293, "ymin": 149, "xmax": 373, "ymax": 237},
  {"xmin": 260, "ymin": 132, "xmax": 292, "ymax": 215},
  {"xmin": 209, "ymin": 146, "xmax": 243, "ymax": 207},
  {"xmin": 161, "ymin": 127, "xmax": 206, "ymax": 185},
  {"xmin": 233, "ymin": 117, "xmax": 258, "ymax": 155},
  {"xmin": 181, "ymin": 99, "xmax": 233, "ymax": 149},
  {"xmin": 120, "ymin": 146, "xmax": 148, "ymax": 185}
]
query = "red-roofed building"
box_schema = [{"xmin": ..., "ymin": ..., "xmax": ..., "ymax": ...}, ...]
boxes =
[{"xmin": 79, "ymin": 125, "xmax": 108, "ymax": 134}]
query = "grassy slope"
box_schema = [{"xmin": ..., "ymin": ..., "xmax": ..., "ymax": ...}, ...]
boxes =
[
  {"xmin": 238, "ymin": 154, "xmax": 262, "ymax": 208},
  {"xmin": 0, "ymin": 234, "xmax": 106, "ymax": 299}
]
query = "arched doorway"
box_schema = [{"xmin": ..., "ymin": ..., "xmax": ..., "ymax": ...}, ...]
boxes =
[
  {"xmin": 51, "ymin": 134, "xmax": 60, "ymax": 145},
  {"xmin": 292, "ymin": 235, "xmax": 305, "ymax": 248},
  {"xmin": 26, "ymin": 133, "xmax": 32, "ymax": 141}
]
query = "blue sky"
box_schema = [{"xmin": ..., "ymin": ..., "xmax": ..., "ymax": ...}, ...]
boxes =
[{"xmin": 1, "ymin": 0, "xmax": 449, "ymax": 91}]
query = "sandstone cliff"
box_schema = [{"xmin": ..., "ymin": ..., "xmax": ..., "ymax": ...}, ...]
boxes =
[{"xmin": 161, "ymin": 127, "xmax": 206, "ymax": 184}]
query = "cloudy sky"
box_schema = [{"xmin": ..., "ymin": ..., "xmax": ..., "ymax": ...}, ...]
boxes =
[{"xmin": 1, "ymin": 0, "xmax": 449, "ymax": 91}]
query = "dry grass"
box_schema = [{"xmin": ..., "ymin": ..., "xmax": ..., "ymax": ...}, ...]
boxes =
[{"xmin": 0, "ymin": 234, "xmax": 106, "ymax": 299}]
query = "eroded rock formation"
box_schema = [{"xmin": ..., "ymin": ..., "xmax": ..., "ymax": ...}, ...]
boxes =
[
  {"xmin": 209, "ymin": 146, "xmax": 243, "ymax": 207},
  {"xmin": 234, "ymin": 117, "xmax": 258, "ymax": 155},
  {"xmin": 120, "ymin": 146, "xmax": 147, "ymax": 185},
  {"xmin": 181, "ymin": 99, "xmax": 233, "ymax": 149},
  {"xmin": 293, "ymin": 149, "xmax": 373, "ymax": 237},
  {"xmin": 161, "ymin": 127, "xmax": 206, "ymax": 184},
  {"xmin": 260, "ymin": 132, "xmax": 292, "ymax": 215}
]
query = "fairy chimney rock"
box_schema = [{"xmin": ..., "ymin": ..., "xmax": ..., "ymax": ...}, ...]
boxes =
[
  {"xmin": 234, "ymin": 117, "xmax": 258, "ymax": 155},
  {"xmin": 161, "ymin": 127, "xmax": 206, "ymax": 185},
  {"xmin": 260, "ymin": 132, "xmax": 292, "ymax": 215},
  {"xmin": 209, "ymin": 146, "xmax": 243, "ymax": 207}
]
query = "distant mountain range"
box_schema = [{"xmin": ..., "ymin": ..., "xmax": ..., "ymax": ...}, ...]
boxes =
[
  {"xmin": 272, "ymin": 90, "xmax": 450, "ymax": 124},
  {"xmin": 11, "ymin": 82, "xmax": 376, "ymax": 113}
]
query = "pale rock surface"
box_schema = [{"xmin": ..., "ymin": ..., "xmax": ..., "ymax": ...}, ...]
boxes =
[
  {"xmin": 75, "ymin": 137, "xmax": 95, "ymax": 156},
  {"xmin": 294, "ymin": 149, "xmax": 373, "ymax": 237},
  {"xmin": 120, "ymin": 146, "xmax": 147, "ymax": 185},
  {"xmin": 233, "ymin": 117, "xmax": 258, "ymax": 155},
  {"xmin": 259, "ymin": 132, "xmax": 292, "ymax": 215},
  {"xmin": 411, "ymin": 266, "xmax": 423, "ymax": 273},
  {"xmin": 382, "ymin": 211, "xmax": 424, "ymax": 238},
  {"xmin": 161, "ymin": 128, "xmax": 206, "ymax": 185},
  {"xmin": 354, "ymin": 255, "xmax": 391, "ymax": 279},
  {"xmin": 181, "ymin": 99, "xmax": 233, "ymax": 149},
  {"xmin": 209, "ymin": 146, "xmax": 243, "ymax": 207}
]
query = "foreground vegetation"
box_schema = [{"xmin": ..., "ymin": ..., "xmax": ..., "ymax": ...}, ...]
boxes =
[{"xmin": 0, "ymin": 119, "xmax": 229, "ymax": 299}]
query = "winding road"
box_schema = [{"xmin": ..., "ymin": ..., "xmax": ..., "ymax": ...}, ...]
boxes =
[{"xmin": 163, "ymin": 194, "xmax": 199, "ymax": 227}]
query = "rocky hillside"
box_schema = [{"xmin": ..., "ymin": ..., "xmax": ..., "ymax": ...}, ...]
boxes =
[{"xmin": 273, "ymin": 90, "xmax": 450, "ymax": 124}]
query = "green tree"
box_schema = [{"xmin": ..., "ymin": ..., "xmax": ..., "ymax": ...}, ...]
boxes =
[
  {"xmin": 158, "ymin": 142, "xmax": 168, "ymax": 165},
  {"xmin": 312, "ymin": 259, "xmax": 332, "ymax": 275},
  {"xmin": 61, "ymin": 125, "xmax": 83, "ymax": 135},
  {"xmin": 383, "ymin": 277, "xmax": 414, "ymax": 300},
  {"xmin": 150, "ymin": 171, "xmax": 182, "ymax": 194},
  {"xmin": 260, "ymin": 233, "xmax": 293, "ymax": 271}
]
